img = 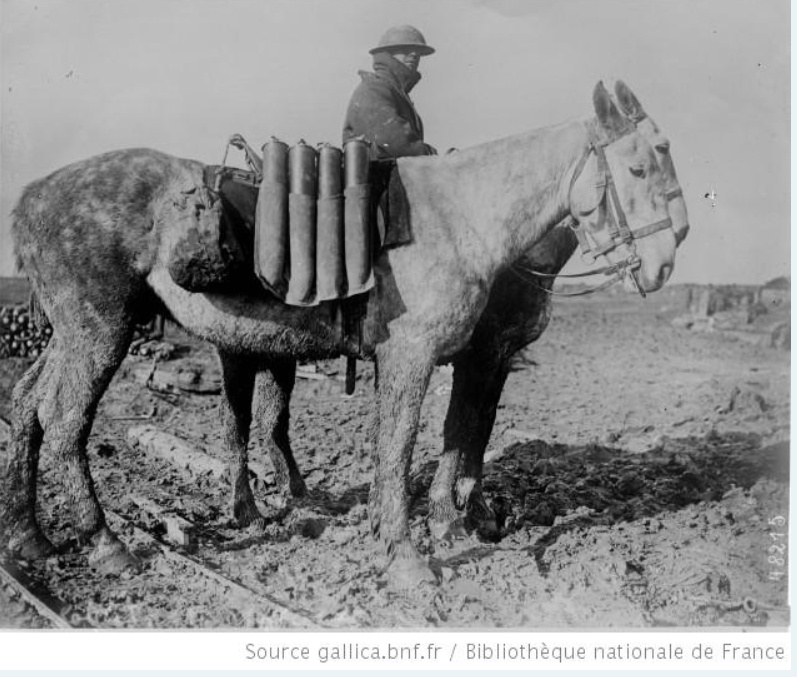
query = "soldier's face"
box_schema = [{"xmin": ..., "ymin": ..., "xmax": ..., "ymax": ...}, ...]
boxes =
[{"xmin": 389, "ymin": 50, "xmax": 421, "ymax": 73}]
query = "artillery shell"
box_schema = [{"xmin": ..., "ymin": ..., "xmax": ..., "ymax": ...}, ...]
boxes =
[
  {"xmin": 318, "ymin": 144, "xmax": 343, "ymax": 198},
  {"xmin": 289, "ymin": 141, "xmax": 318, "ymax": 196},
  {"xmin": 343, "ymin": 138, "xmax": 370, "ymax": 186}
]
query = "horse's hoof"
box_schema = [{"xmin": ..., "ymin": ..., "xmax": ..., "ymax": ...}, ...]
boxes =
[
  {"xmin": 429, "ymin": 516, "xmax": 468, "ymax": 543},
  {"xmin": 7, "ymin": 528, "xmax": 56, "ymax": 560},
  {"xmin": 289, "ymin": 477, "xmax": 308, "ymax": 499},
  {"xmin": 465, "ymin": 497, "xmax": 502, "ymax": 542},
  {"xmin": 387, "ymin": 554, "xmax": 439, "ymax": 591},
  {"xmin": 472, "ymin": 517, "xmax": 501, "ymax": 543},
  {"xmin": 246, "ymin": 516, "xmax": 269, "ymax": 533},
  {"xmin": 233, "ymin": 501, "xmax": 266, "ymax": 529},
  {"xmin": 88, "ymin": 529, "xmax": 139, "ymax": 575}
]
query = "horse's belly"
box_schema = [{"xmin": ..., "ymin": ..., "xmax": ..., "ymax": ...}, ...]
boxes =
[{"xmin": 147, "ymin": 270, "xmax": 342, "ymax": 358}]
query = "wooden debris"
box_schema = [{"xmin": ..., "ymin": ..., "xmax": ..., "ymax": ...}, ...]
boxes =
[
  {"xmin": 131, "ymin": 360, "xmax": 221, "ymax": 395},
  {"xmin": 126, "ymin": 425, "xmax": 269, "ymax": 486},
  {"xmin": 296, "ymin": 364, "xmax": 326, "ymax": 381},
  {"xmin": 164, "ymin": 515, "xmax": 195, "ymax": 547},
  {"xmin": 0, "ymin": 303, "xmax": 52, "ymax": 359},
  {"xmin": 127, "ymin": 425, "xmax": 227, "ymax": 479},
  {"xmin": 130, "ymin": 494, "xmax": 195, "ymax": 548}
]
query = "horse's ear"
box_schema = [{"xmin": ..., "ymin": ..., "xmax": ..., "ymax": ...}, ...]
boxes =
[
  {"xmin": 614, "ymin": 80, "xmax": 645, "ymax": 121},
  {"xmin": 593, "ymin": 81, "xmax": 629, "ymax": 137}
]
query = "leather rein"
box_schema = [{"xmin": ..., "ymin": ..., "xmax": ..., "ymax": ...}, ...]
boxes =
[{"xmin": 512, "ymin": 126, "xmax": 677, "ymax": 298}]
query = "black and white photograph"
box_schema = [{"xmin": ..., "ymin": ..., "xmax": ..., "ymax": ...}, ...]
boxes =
[{"xmin": 0, "ymin": 0, "xmax": 790, "ymax": 651}]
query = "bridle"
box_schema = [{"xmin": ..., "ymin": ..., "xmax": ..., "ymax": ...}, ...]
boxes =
[
  {"xmin": 625, "ymin": 109, "xmax": 688, "ymax": 235},
  {"xmin": 512, "ymin": 126, "xmax": 676, "ymax": 298}
]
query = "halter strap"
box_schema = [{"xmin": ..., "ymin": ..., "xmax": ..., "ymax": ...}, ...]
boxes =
[
  {"xmin": 518, "ymin": 115, "xmax": 684, "ymax": 298},
  {"xmin": 569, "ymin": 136, "xmax": 673, "ymax": 262},
  {"xmin": 510, "ymin": 255, "xmax": 641, "ymax": 297},
  {"xmin": 520, "ymin": 127, "xmax": 674, "ymax": 298},
  {"xmin": 666, "ymin": 187, "xmax": 683, "ymax": 201}
]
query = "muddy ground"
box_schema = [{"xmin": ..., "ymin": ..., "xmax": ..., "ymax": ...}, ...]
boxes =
[{"xmin": 0, "ymin": 286, "xmax": 790, "ymax": 628}]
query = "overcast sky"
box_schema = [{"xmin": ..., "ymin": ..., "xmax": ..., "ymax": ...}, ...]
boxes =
[{"xmin": 0, "ymin": 0, "xmax": 790, "ymax": 285}]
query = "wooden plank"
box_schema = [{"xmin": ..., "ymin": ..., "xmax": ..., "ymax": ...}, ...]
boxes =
[
  {"xmin": 127, "ymin": 425, "xmax": 227, "ymax": 479},
  {"xmin": 126, "ymin": 424, "xmax": 270, "ymax": 485}
]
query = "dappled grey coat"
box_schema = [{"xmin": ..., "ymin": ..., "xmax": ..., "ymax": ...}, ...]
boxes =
[{"xmin": 342, "ymin": 52, "xmax": 436, "ymax": 158}]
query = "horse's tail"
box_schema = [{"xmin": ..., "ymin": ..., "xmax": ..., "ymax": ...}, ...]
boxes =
[
  {"xmin": 11, "ymin": 180, "xmax": 51, "ymax": 330},
  {"xmin": 10, "ymin": 177, "xmax": 45, "ymax": 280}
]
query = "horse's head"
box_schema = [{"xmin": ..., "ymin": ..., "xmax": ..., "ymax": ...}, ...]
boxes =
[
  {"xmin": 567, "ymin": 81, "xmax": 677, "ymax": 295},
  {"xmin": 614, "ymin": 79, "xmax": 689, "ymax": 247}
]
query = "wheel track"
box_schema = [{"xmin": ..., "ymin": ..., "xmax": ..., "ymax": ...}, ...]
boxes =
[
  {"xmin": 0, "ymin": 557, "xmax": 75, "ymax": 629},
  {"xmin": 104, "ymin": 508, "xmax": 322, "ymax": 628}
]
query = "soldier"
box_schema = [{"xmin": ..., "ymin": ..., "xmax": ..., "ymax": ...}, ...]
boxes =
[{"xmin": 342, "ymin": 24, "xmax": 437, "ymax": 158}]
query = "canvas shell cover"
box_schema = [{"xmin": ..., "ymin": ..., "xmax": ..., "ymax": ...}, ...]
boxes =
[{"xmin": 165, "ymin": 184, "xmax": 245, "ymax": 293}]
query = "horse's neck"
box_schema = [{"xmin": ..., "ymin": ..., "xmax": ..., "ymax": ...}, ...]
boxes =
[{"xmin": 402, "ymin": 119, "xmax": 590, "ymax": 279}]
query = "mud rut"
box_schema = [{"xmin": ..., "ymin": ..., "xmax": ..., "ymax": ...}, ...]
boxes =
[{"xmin": 0, "ymin": 289, "xmax": 790, "ymax": 628}]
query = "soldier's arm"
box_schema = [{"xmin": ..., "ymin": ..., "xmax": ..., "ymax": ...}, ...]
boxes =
[{"xmin": 350, "ymin": 87, "xmax": 433, "ymax": 157}]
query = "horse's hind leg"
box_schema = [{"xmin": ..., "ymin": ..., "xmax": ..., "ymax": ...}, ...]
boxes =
[
  {"xmin": 2, "ymin": 343, "xmax": 55, "ymax": 558},
  {"xmin": 254, "ymin": 360, "xmax": 306, "ymax": 499},
  {"xmin": 429, "ymin": 353, "xmax": 510, "ymax": 542},
  {"xmin": 217, "ymin": 349, "xmax": 261, "ymax": 528},
  {"xmin": 39, "ymin": 332, "xmax": 134, "ymax": 572},
  {"xmin": 223, "ymin": 354, "xmax": 305, "ymax": 530}
]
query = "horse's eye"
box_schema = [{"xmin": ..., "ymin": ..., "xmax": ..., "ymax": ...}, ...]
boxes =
[
  {"xmin": 630, "ymin": 165, "xmax": 646, "ymax": 178},
  {"xmin": 655, "ymin": 140, "xmax": 671, "ymax": 154}
]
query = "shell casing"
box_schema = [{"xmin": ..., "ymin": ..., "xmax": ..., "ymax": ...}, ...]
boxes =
[
  {"xmin": 318, "ymin": 144, "xmax": 343, "ymax": 198},
  {"xmin": 261, "ymin": 137, "xmax": 289, "ymax": 185},
  {"xmin": 343, "ymin": 138, "xmax": 370, "ymax": 186},
  {"xmin": 289, "ymin": 141, "xmax": 318, "ymax": 196}
]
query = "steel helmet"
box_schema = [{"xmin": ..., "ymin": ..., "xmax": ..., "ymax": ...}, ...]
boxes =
[{"xmin": 369, "ymin": 25, "xmax": 435, "ymax": 56}]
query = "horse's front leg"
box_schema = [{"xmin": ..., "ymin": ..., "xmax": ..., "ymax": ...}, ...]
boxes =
[
  {"xmin": 429, "ymin": 352, "xmax": 511, "ymax": 542},
  {"xmin": 370, "ymin": 339, "xmax": 437, "ymax": 588}
]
